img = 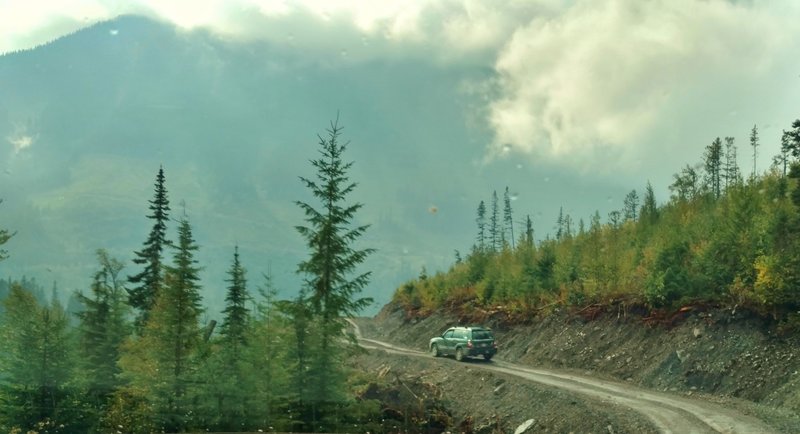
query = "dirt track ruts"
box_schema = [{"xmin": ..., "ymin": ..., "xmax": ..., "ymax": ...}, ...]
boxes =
[{"xmin": 347, "ymin": 319, "xmax": 776, "ymax": 434}]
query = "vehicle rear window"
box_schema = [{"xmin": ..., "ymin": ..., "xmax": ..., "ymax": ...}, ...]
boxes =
[{"xmin": 472, "ymin": 330, "xmax": 493, "ymax": 340}]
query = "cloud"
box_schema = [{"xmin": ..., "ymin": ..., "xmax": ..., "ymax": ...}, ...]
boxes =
[
  {"xmin": 486, "ymin": 0, "xmax": 800, "ymax": 174},
  {"xmin": 8, "ymin": 134, "xmax": 33, "ymax": 153},
  {"xmin": 3, "ymin": 0, "xmax": 799, "ymax": 178}
]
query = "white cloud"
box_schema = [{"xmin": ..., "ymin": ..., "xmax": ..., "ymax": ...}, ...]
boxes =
[
  {"xmin": 2, "ymin": 0, "xmax": 799, "ymax": 177},
  {"xmin": 8, "ymin": 134, "xmax": 34, "ymax": 153},
  {"xmin": 486, "ymin": 0, "xmax": 800, "ymax": 173}
]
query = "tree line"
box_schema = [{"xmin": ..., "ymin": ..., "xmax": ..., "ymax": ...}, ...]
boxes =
[
  {"xmin": 394, "ymin": 119, "xmax": 800, "ymax": 325},
  {"xmin": 0, "ymin": 120, "xmax": 384, "ymax": 433}
]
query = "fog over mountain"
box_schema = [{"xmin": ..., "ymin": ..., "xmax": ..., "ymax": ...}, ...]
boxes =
[{"xmin": 1, "ymin": 9, "xmax": 796, "ymax": 314}]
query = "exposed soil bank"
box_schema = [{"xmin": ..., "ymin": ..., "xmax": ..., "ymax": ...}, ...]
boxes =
[{"xmin": 355, "ymin": 303, "xmax": 800, "ymax": 433}]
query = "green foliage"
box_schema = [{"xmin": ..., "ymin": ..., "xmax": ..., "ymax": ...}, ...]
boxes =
[
  {"xmin": 73, "ymin": 250, "xmax": 132, "ymax": 430},
  {"xmin": 392, "ymin": 118, "xmax": 800, "ymax": 320},
  {"xmin": 120, "ymin": 216, "xmax": 204, "ymax": 432},
  {"xmin": 293, "ymin": 117, "xmax": 374, "ymax": 431},
  {"xmin": 128, "ymin": 166, "xmax": 171, "ymax": 332},
  {"xmin": 0, "ymin": 199, "xmax": 14, "ymax": 262},
  {"xmin": 0, "ymin": 285, "xmax": 74, "ymax": 432}
]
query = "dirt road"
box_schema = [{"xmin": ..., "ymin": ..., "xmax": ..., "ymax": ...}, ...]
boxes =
[{"xmin": 348, "ymin": 319, "xmax": 776, "ymax": 434}]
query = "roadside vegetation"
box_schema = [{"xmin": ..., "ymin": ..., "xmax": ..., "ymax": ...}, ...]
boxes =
[{"xmin": 394, "ymin": 120, "xmax": 800, "ymax": 327}]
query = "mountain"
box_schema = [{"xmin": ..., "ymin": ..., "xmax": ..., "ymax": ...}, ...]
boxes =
[{"xmin": 0, "ymin": 15, "xmax": 629, "ymax": 314}]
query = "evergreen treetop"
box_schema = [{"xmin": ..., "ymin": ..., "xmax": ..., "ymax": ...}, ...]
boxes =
[{"xmin": 128, "ymin": 166, "xmax": 171, "ymax": 331}]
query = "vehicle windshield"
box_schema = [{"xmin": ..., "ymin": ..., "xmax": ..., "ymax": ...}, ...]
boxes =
[{"xmin": 1, "ymin": 2, "xmax": 798, "ymax": 433}]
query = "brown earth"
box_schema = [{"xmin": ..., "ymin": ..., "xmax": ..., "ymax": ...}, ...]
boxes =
[
  {"xmin": 353, "ymin": 348, "xmax": 658, "ymax": 434},
  {"xmin": 353, "ymin": 303, "xmax": 800, "ymax": 433}
]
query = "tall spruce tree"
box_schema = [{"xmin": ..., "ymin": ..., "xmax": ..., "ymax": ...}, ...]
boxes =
[
  {"xmin": 489, "ymin": 191, "xmax": 499, "ymax": 252},
  {"xmin": 623, "ymin": 190, "xmax": 639, "ymax": 222},
  {"xmin": 200, "ymin": 246, "xmax": 252, "ymax": 431},
  {"xmin": 294, "ymin": 118, "xmax": 373, "ymax": 430},
  {"xmin": 125, "ymin": 216, "xmax": 203, "ymax": 432},
  {"xmin": 750, "ymin": 124, "xmax": 759, "ymax": 180},
  {"xmin": 128, "ymin": 167, "xmax": 171, "ymax": 331},
  {"xmin": 724, "ymin": 136, "xmax": 740, "ymax": 189},
  {"xmin": 503, "ymin": 187, "xmax": 515, "ymax": 249},
  {"xmin": 704, "ymin": 137, "xmax": 723, "ymax": 198},
  {"xmin": 640, "ymin": 182, "xmax": 658, "ymax": 224},
  {"xmin": 475, "ymin": 200, "xmax": 486, "ymax": 251},
  {"xmin": 221, "ymin": 246, "xmax": 249, "ymax": 353}
]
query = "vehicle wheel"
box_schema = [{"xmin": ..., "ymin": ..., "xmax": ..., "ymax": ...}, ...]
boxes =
[
  {"xmin": 430, "ymin": 344, "xmax": 440, "ymax": 357},
  {"xmin": 483, "ymin": 353, "xmax": 493, "ymax": 361},
  {"xmin": 455, "ymin": 347, "xmax": 464, "ymax": 362}
]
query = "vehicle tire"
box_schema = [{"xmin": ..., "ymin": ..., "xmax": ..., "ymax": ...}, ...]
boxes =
[
  {"xmin": 483, "ymin": 353, "xmax": 493, "ymax": 361},
  {"xmin": 455, "ymin": 347, "xmax": 464, "ymax": 362},
  {"xmin": 430, "ymin": 344, "xmax": 440, "ymax": 357}
]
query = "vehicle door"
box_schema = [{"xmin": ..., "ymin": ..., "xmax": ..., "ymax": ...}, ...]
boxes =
[
  {"xmin": 452, "ymin": 329, "xmax": 467, "ymax": 352},
  {"xmin": 441, "ymin": 329, "xmax": 455, "ymax": 355}
]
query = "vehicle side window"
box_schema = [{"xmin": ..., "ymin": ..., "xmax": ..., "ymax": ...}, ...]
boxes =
[
  {"xmin": 443, "ymin": 330, "xmax": 454, "ymax": 339},
  {"xmin": 473, "ymin": 330, "xmax": 491, "ymax": 340},
  {"xmin": 454, "ymin": 330, "xmax": 465, "ymax": 339}
]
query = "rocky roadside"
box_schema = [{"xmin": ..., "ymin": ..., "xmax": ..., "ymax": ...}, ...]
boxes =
[
  {"xmin": 354, "ymin": 303, "xmax": 800, "ymax": 433},
  {"xmin": 352, "ymin": 349, "xmax": 658, "ymax": 434}
]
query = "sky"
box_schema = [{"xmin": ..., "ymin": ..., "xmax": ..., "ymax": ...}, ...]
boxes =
[
  {"xmin": 4, "ymin": 0, "xmax": 800, "ymax": 177},
  {"xmin": 2, "ymin": 0, "xmax": 800, "ymax": 312}
]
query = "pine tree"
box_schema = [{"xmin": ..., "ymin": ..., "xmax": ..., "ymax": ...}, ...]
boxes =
[
  {"xmin": 556, "ymin": 206, "xmax": 564, "ymax": 240},
  {"xmin": 774, "ymin": 131, "xmax": 791, "ymax": 177},
  {"xmin": 221, "ymin": 246, "xmax": 249, "ymax": 354},
  {"xmin": 294, "ymin": 118, "xmax": 373, "ymax": 430},
  {"xmin": 640, "ymin": 182, "xmax": 658, "ymax": 224},
  {"xmin": 724, "ymin": 136, "xmax": 740, "ymax": 190},
  {"xmin": 704, "ymin": 137, "xmax": 723, "ymax": 198},
  {"xmin": 523, "ymin": 215, "xmax": 534, "ymax": 249},
  {"xmin": 128, "ymin": 166, "xmax": 171, "ymax": 332},
  {"xmin": 0, "ymin": 285, "xmax": 73, "ymax": 430},
  {"xmin": 123, "ymin": 216, "xmax": 204, "ymax": 432},
  {"xmin": 503, "ymin": 187, "xmax": 515, "ymax": 249},
  {"xmin": 75, "ymin": 250, "xmax": 131, "ymax": 410},
  {"xmin": 202, "ymin": 246, "xmax": 252, "ymax": 431},
  {"xmin": 750, "ymin": 124, "xmax": 759, "ymax": 180},
  {"xmin": 623, "ymin": 190, "xmax": 639, "ymax": 222},
  {"xmin": 476, "ymin": 200, "xmax": 486, "ymax": 251},
  {"xmin": 489, "ymin": 191, "xmax": 499, "ymax": 252}
]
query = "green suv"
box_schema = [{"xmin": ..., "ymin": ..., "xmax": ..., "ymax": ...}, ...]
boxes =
[{"xmin": 429, "ymin": 326, "xmax": 497, "ymax": 361}]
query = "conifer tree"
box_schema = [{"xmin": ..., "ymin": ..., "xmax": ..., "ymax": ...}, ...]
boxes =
[
  {"xmin": 503, "ymin": 187, "xmax": 515, "ymax": 249},
  {"xmin": 0, "ymin": 199, "xmax": 14, "ymax": 261},
  {"xmin": 202, "ymin": 246, "xmax": 252, "ymax": 431},
  {"xmin": 475, "ymin": 200, "xmax": 486, "ymax": 251},
  {"xmin": 221, "ymin": 246, "xmax": 249, "ymax": 354},
  {"xmin": 123, "ymin": 216, "xmax": 203, "ymax": 432},
  {"xmin": 623, "ymin": 190, "xmax": 639, "ymax": 221},
  {"xmin": 556, "ymin": 207, "xmax": 565, "ymax": 240},
  {"xmin": 750, "ymin": 124, "xmax": 759, "ymax": 180},
  {"xmin": 128, "ymin": 167, "xmax": 171, "ymax": 331},
  {"xmin": 0, "ymin": 285, "xmax": 73, "ymax": 430},
  {"xmin": 724, "ymin": 136, "xmax": 740, "ymax": 190},
  {"xmin": 704, "ymin": 138, "xmax": 723, "ymax": 198},
  {"xmin": 294, "ymin": 118, "xmax": 373, "ymax": 430},
  {"xmin": 520, "ymin": 214, "xmax": 535, "ymax": 251},
  {"xmin": 75, "ymin": 250, "xmax": 131, "ymax": 408},
  {"xmin": 489, "ymin": 191, "xmax": 499, "ymax": 252},
  {"xmin": 640, "ymin": 182, "xmax": 659, "ymax": 224}
]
